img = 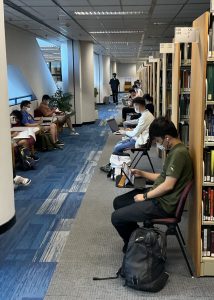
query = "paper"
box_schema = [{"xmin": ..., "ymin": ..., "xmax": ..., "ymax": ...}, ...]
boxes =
[
  {"xmin": 174, "ymin": 27, "xmax": 199, "ymax": 43},
  {"xmin": 13, "ymin": 128, "xmax": 36, "ymax": 141},
  {"xmin": 160, "ymin": 43, "xmax": 175, "ymax": 54}
]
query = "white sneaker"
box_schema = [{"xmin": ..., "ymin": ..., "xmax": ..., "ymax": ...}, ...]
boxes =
[
  {"xmin": 14, "ymin": 175, "xmax": 31, "ymax": 186},
  {"xmin": 70, "ymin": 131, "xmax": 79, "ymax": 135}
]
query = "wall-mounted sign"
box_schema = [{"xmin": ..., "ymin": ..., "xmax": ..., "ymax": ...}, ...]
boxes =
[
  {"xmin": 160, "ymin": 43, "xmax": 174, "ymax": 54},
  {"xmin": 174, "ymin": 27, "xmax": 199, "ymax": 43}
]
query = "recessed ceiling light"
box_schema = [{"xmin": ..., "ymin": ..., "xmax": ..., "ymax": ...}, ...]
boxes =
[
  {"xmin": 90, "ymin": 30, "xmax": 144, "ymax": 34},
  {"xmin": 74, "ymin": 11, "xmax": 143, "ymax": 16}
]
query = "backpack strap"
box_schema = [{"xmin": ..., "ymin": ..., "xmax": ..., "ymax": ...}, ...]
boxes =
[{"xmin": 93, "ymin": 268, "xmax": 121, "ymax": 281}]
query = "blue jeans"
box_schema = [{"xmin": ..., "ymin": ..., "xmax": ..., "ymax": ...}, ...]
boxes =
[{"xmin": 113, "ymin": 138, "xmax": 136, "ymax": 155}]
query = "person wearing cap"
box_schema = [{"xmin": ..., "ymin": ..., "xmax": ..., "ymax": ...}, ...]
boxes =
[
  {"xmin": 109, "ymin": 73, "xmax": 120, "ymax": 105},
  {"xmin": 100, "ymin": 96, "xmax": 154, "ymax": 173}
]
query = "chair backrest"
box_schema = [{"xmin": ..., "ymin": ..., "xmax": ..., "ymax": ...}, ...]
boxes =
[
  {"xmin": 34, "ymin": 108, "xmax": 43, "ymax": 117},
  {"xmin": 175, "ymin": 180, "xmax": 193, "ymax": 222}
]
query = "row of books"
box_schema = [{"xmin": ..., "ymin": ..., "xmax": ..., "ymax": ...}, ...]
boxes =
[
  {"xmin": 202, "ymin": 227, "xmax": 214, "ymax": 257},
  {"xmin": 206, "ymin": 64, "xmax": 214, "ymax": 101},
  {"xmin": 203, "ymin": 149, "xmax": 214, "ymax": 182},
  {"xmin": 180, "ymin": 69, "xmax": 191, "ymax": 90},
  {"xmin": 202, "ymin": 188, "xmax": 214, "ymax": 220}
]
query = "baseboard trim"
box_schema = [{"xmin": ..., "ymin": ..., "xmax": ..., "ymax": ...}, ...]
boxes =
[{"xmin": 0, "ymin": 215, "xmax": 16, "ymax": 235}]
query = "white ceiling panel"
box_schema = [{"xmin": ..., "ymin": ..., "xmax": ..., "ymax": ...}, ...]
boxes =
[
  {"xmin": 52, "ymin": 0, "xmax": 89, "ymax": 5},
  {"xmin": 122, "ymin": 0, "xmax": 152, "ymax": 5},
  {"xmin": 89, "ymin": 0, "xmax": 121, "ymax": 5},
  {"xmin": 16, "ymin": 0, "xmax": 54, "ymax": 6},
  {"xmin": 152, "ymin": 5, "xmax": 182, "ymax": 18}
]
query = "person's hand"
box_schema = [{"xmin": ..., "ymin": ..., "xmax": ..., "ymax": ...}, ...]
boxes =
[
  {"xmin": 119, "ymin": 129, "xmax": 126, "ymax": 135},
  {"xmin": 134, "ymin": 194, "xmax": 145, "ymax": 202},
  {"xmin": 125, "ymin": 128, "xmax": 132, "ymax": 131},
  {"xmin": 131, "ymin": 169, "xmax": 143, "ymax": 177}
]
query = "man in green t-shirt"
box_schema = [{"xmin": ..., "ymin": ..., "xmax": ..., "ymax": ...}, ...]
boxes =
[{"xmin": 111, "ymin": 117, "xmax": 193, "ymax": 252}]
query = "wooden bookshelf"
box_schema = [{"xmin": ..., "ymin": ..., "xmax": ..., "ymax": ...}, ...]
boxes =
[
  {"xmin": 188, "ymin": 11, "xmax": 210, "ymax": 277},
  {"xmin": 171, "ymin": 43, "xmax": 180, "ymax": 128}
]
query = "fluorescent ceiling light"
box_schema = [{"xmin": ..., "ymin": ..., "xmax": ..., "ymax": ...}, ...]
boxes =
[
  {"xmin": 90, "ymin": 30, "xmax": 144, "ymax": 34},
  {"xmin": 74, "ymin": 11, "xmax": 143, "ymax": 16}
]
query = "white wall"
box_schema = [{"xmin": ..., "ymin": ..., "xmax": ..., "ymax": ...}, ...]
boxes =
[
  {"xmin": 5, "ymin": 24, "xmax": 56, "ymax": 101},
  {"xmin": 117, "ymin": 63, "xmax": 137, "ymax": 91},
  {"xmin": 0, "ymin": 1, "xmax": 15, "ymax": 227}
]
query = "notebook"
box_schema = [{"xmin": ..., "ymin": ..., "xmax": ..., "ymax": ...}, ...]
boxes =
[{"xmin": 107, "ymin": 118, "xmax": 119, "ymax": 133}]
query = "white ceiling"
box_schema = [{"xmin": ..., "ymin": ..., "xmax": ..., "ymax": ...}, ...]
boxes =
[{"xmin": 4, "ymin": 0, "xmax": 210, "ymax": 63}]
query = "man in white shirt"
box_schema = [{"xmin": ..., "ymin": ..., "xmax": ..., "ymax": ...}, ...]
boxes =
[{"xmin": 100, "ymin": 97, "xmax": 154, "ymax": 173}]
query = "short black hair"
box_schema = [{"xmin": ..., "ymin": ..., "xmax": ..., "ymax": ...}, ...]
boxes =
[
  {"xmin": 129, "ymin": 88, "xmax": 136, "ymax": 93},
  {"xmin": 132, "ymin": 97, "xmax": 146, "ymax": 106},
  {"xmin": 132, "ymin": 84, "xmax": 138, "ymax": 89},
  {"xmin": 149, "ymin": 117, "xmax": 178, "ymax": 140},
  {"xmin": 20, "ymin": 100, "xmax": 31, "ymax": 109},
  {"xmin": 143, "ymin": 93, "xmax": 151, "ymax": 101},
  {"xmin": 112, "ymin": 73, "xmax": 116, "ymax": 76},
  {"xmin": 10, "ymin": 110, "xmax": 23, "ymax": 122},
  {"xmin": 42, "ymin": 94, "xmax": 51, "ymax": 101}
]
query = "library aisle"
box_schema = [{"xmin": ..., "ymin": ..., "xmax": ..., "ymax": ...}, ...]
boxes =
[{"xmin": 0, "ymin": 104, "xmax": 119, "ymax": 300}]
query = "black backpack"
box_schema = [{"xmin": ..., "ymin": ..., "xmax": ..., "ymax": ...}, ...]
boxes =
[
  {"xmin": 35, "ymin": 132, "xmax": 55, "ymax": 151},
  {"xmin": 93, "ymin": 227, "xmax": 169, "ymax": 293},
  {"xmin": 16, "ymin": 147, "xmax": 36, "ymax": 171}
]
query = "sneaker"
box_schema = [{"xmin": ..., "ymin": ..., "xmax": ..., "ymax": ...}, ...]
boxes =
[
  {"xmin": 14, "ymin": 175, "xmax": 31, "ymax": 186},
  {"xmin": 56, "ymin": 140, "xmax": 64, "ymax": 146},
  {"xmin": 70, "ymin": 131, "xmax": 79, "ymax": 135},
  {"xmin": 100, "ymin": 163, "xmax": 111, "ymax": 173},
  {"xmin": 54, "ymin": 143, "xmax": 64, "ymax": 150},
  {"xmin": 31, "ymin": 154, "xmax": 40, "ymax": 162}
]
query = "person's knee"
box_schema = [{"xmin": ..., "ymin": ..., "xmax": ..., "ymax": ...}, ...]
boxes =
[
  {"xmin": 111, "ymin": 211, "xmax": 119, "ymax": 226},
  {"xmin": 113, "ymin": 196, "xmax": 121, "ymax": 210}
]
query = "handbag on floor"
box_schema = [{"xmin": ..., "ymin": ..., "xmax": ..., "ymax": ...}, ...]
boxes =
[
  {"xmin": 108, "ymin": 154, "xmax": 131, "ymax": 180},
  {"xmin": 93, "ymin": 227, "xmax": 169, "ymax": 293}
]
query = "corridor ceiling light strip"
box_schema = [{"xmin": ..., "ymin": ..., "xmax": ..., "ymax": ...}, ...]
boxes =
[
  {"xmin": 74, "ymin": 11, "xmax": 143, "ymax": 16},
  {"xmin": 90, "ymin": 30, "xmax": 144, "ymax": 34}
]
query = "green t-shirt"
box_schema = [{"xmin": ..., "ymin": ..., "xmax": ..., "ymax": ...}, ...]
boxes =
[{"xmin": 152, "ymin": 143, "xmax": 193, "ymax": 214}]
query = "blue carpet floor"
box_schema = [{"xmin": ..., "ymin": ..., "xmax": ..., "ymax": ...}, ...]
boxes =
[{"xmin": 0, "ymin": 104, "xmax": 119, "ymax": 300}]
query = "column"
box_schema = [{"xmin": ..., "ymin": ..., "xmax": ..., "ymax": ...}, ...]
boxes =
[
  {"xmin": 111, "ymin": 61, "xmax": 117, "ymax": 74},
  {"xmin": 0, "ymin": 0, "xmax": 15, "ymax": 229},
  {"xmin": 61, "ymin": 40, "xmax": 76, "ymax": 123},
  {"xmin": 102, "ymin": 55, "xmax": 111, "ymax": 102},
  {"xmin": 80, "ymin": 41, "xmax": 95, "ymax": 123}
]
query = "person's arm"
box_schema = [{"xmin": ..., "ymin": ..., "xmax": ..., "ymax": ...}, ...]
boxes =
[
  {"xmin": 124, "ymin": 115, "xmax": 147, "ymax": 138},
  {"xmin": 131, "ymin": 169, "xmax": 160, "ymax": 182},
  {"xmin": 25, "ymin": 122, "xmax": 41, "ymax": 127},
  {"xmin": 39, "ymin": 105, "xmax": 55, "ymax": 117},
  {"xmin": 134, "ymin": 177, "xmax": 177, "ymax": 202}
]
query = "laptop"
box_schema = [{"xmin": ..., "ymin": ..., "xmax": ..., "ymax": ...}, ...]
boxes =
[{"xmin": 107, "ymin": 118, "xmax": 120, "ymax": 133}]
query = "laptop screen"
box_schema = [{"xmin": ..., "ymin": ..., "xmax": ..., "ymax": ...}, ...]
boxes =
[{"xmin": 107, "ymin": 118, "xmax": 119, "ymax": 132}]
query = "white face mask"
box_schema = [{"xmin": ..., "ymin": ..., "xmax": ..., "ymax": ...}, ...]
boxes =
[
  {"xmin": 156, "ymin": 142, "xmax": 165, "ymax": 151},
  {"xmin": 26, "ymin": 107, "xmax": 31, "ymax": 112}
]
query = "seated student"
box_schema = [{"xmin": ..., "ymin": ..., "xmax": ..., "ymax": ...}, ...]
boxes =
[
  {"xmin": 133, "ymin": 84, "xmax": 143, "ymax": 97},
  {"xmin": 111, "ymin": 117, "xmax": 193, "ymax": 252},
  {"xmin": 20, "ymin": 100, "xmax": 63, "ymax": 148},
  {"xmin": 100, "ymin": 97, "xmax": 154, "ymax": 173},
  {"xmin": 122, "ymin": 88, "xmax": 137, "ymax": 122},
  {"xmin": 38, "ymin": 95, "xmax": 79, "ymax": 135},
  {"xmin": 10, "ymin": 110, "xmax": 39, "ymax": 161},
  {"xmin": 145, "ymin": 95, "xmax": 155, "ymax": 115}
]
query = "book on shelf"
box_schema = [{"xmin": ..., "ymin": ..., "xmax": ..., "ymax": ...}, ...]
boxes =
[
  {"xmin": 180, "ymin": 69, "xmax": 191, "ymax": 91},
  {"xmin": 180, "ymin": 43, "xmax": 191, "ymax": 65},
  {"xmin": 202, "ymin": 227, "xmax": 214, "ymax": 257},
  {"xmin": 202, "ymin": 188, "xmax": 214, "ymax": 220},
  {"xmin": 206, "ymin": 63, "xmax": 214, "ymax": 101},
  {"xmin": 204, "ymin": 107, "xmax": 214, "ymax": 141},
  {"xmin": 179, "ymin": 122, "xmax": 189, "ymax": 147},
  {"xmin": 208, "ymin": 14, "xmax": 214, "ymax": 58},
  {"xmin": 203, "ymin": 150, "xmax": 214, "ymax": 182},
  {"xmin": 179, "ymin": 94, "xmax": 190, "ymax": 117}
]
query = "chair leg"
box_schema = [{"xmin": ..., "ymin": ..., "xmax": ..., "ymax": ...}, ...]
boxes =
[
  {"xmin": 133, "ymin": 153, "xmax": 144, "ymax": 168},
  {"xmin": 176, "ymin": 224, "xmax": 186, "ymax": 245},
  {"xmin": 130, "ymin": 152, "xmax": 140, "ymax": 167},
  {"xmin": 175, "ymin": 229, "xmax": 193, "ymax": 276},
  {"xmin": 146, "ymin": 152, "xmax": 155, "ymax": 173}
]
